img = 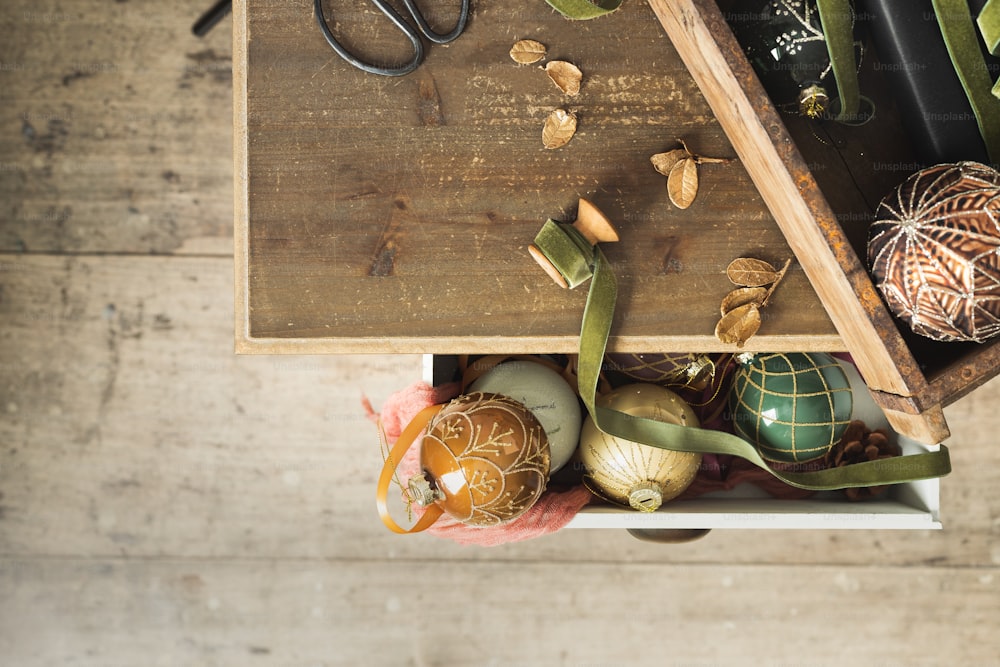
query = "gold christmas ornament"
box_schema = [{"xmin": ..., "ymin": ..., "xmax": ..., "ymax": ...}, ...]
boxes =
[
  {"xmin": 604, "ymin": 352, "xmax": 715, "ymax": 390},
  {"xmin": 407, "ymin": 392, "xmax": 551, "ymax": 527},
  {"xmin": 579, "ymin": 384, "xmax": 702, "ymax": 512}
]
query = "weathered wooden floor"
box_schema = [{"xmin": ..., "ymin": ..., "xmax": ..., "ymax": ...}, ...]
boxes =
[{"xmin": 0, "ymin": 2, "xmax": 998, "ymax": 665}]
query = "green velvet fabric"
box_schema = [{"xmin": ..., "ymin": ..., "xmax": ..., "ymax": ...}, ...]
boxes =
[
  {"xmin": 977, "ymin": 0, "xmax": 1000, "ymax": 54},
  {"xmin": 530, "ymin": 220, "xmax": 952, "ymax": 490},
  {"xmin": 934, "ymin": 0, "xmax": 1000, "ymax": 161},
  {"xmin": 543, "ymin": 0, "xmax": 621, "ymax": 20},
  {"xmin": 817, "ymin": 0, "xmax": 861, "ymax": 120}
]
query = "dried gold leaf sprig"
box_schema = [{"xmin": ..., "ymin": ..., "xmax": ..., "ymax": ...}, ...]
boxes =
[
  {"xmin": 510, "ymin": 39, "xmax": 547, "ymax": 64},
  {"xmin": 650, "ymin": 140, "xmax": 732, "ymax": 209},
  {"xmin": 542, "ymin": 109, "xmax": 577, "ymax": 149},
  {"xmin": 714, "ymin": 257, "xmax": 792, "ymax": 347},
  {"xmin": 509, "ymin": 40, "xmax": 585, "ymax": 148}
]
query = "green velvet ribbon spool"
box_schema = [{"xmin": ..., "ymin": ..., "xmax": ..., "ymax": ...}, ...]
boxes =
[{"xmin": 530, "ymin": 208, "xmax": 952, "ymax": 492}]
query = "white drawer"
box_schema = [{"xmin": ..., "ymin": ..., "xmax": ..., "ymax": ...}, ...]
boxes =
[{"xmin": 423, "ymin": 354, "xmax": 942, "ymax": 531}]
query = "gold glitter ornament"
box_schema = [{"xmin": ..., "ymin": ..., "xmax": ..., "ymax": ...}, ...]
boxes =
[
  {"xmin": 579, "ymin": 384, "xmax": 702, "ymax": 512},
  {"xmin": 604, "ymin": 352, "xmax": 716, "ymax": 390}
]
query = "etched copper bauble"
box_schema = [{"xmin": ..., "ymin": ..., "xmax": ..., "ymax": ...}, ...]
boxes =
[
  {"xmin": 868, "ymin": 161, "xmax": 1000, "ymax": 342},
  {"xmin": 728, "ymin": 352, "xmax": 853, "ymax": 464},
  {"xmin": 604, "ymin": 352, "xmax": 715, "ymax": 390},
  {"xmin": 579, "ymin": 384, "xmax": 702, "ymax": 512},
  {"xmin": 407, "ymin": 392, "xmax": 550, "ymax": 527}
]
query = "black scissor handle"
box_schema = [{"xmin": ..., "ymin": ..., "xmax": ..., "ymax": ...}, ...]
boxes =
[
  {"xmin": 314, "ymin": 0, "xmax": 469, "ymax": 76},
  {"xmin": 401, "ymin": 0, "xmax": 470, "ymax": 45},
  {"xmin": 315, "ymin": 0, "xmax": 425, "ymax": 76}
]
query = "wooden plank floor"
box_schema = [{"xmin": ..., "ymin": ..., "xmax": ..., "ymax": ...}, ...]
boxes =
[{"xmin": 1, "ymin": 2, "xmax": 998, "ymax": 665}]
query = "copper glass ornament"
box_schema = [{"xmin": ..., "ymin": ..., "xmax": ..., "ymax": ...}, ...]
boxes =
[
  {"xmin": 407, "ymin": 392, "xmax": 550, "ymax": 527},
  {"xmin": 868, "ymin": 161, "xmax": 1000, "ymax": 343}
]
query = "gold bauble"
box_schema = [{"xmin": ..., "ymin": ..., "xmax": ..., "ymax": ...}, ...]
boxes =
[
  {"xmin": 408, "ymin": 392, "xmax": 550, "ymax": 526},
  {"xmin": 579, "ymin": 384, "xmax": 702, "ymax": 512}
]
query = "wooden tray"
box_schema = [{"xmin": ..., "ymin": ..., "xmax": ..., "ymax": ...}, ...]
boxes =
[
  {"xmin": 650, "ymin": 0, "xmax": 1000, "ymax": 442},
  {"xmin": 234, "ymin": 0, "xmax": 842, "ymax": 356}
]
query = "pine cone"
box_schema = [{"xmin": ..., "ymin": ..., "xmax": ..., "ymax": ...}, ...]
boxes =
[{"xmin": 824, "ymin": 420, "xmax": 902, "ymax": 501}]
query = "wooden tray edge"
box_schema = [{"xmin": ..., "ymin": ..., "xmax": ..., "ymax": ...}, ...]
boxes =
[{"xmin": 234, "ymin": 0, "xmax": 252, "ymax": 355}]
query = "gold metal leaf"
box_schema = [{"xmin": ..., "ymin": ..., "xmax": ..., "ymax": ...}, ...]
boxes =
[
  {"xmin": 726, "ymin": 257, "xmax": 779, "ymax": 287},
  {"xmin": 714, "ymin": 303, "xmax": 761, "ymax": 347},
  {"xmin": 544, "ymin": 60, "xmax": 583, "ymax": 95},
  {"xmin": 542, "ymin": 109, "xmax": 577, "ymax": 149},
  {"xmin": 667, "ymin": 157, "xmax": 698, "ymax": 209},
  {"xmin": 650, "ymin": 148, "xmax": 690, "ymax": 176},
  {"xmin": 720, "ymin": 286, "xmax": 768, "ymax": 316},
  {"xmin": 510, "ymin": 39, "xmax": 547, "ymax": 64}
]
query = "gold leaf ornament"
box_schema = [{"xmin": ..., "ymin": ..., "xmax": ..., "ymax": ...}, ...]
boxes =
[
  {"xmin": 667, "ymin": 157, "xmax": 699, "ymax": 209},
  {"xmin": 542, "ymin": 109, "xmax": 577, "ymax": 149},
  {"xmin": 651, "ymin": 140, "xmax": 732, "ymax": 209},
  {"xmin": 714, "ymin": 303, "xmax": 762, "ymax": 347},
  {"xmin": 726, "ymin": 258, "xmax": 781, "ymax": 287},
  {"xmin": 720, "ymin": 286, "xmax": 768, "ymax": 315},
  {"xmin": 544, "ymin": 60, "xmax": 583, "ymax": 96},
  {"xmin": 510, "ymin": 39, "xmax": 547, "ymax": 64},
  {"xmin": 713, "ymin": 257, "xmax": 792, "ymax": 347},
  {"xmin": 650, "ymin": 148, "xmax": 690, "ymax": 176}
]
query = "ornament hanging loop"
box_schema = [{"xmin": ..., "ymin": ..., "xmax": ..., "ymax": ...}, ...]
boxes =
[{"xmin": 376, "ymin": 403, "xmax": 446, "ymax": 534}]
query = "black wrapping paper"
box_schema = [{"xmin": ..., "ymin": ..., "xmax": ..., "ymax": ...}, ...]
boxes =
[{"xmin": 859, "ymin": 0, "xmax": 999, "ymax": 165}]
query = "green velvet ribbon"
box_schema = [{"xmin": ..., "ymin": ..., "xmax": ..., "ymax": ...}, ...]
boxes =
[
  {"xmin": 531, "ymin": 218, "xmax": 952, "ymax": 491},
  {"xmin": 934, "ymin": 0, "xmax": 1000, "ymax": 162},
  {"xmin": 816, "ymin": 0, "xmax": 861, "ymax": 121},
  {"xmin": 978, "ymin": 0, "xmax": 1000, "ymax": 55},
  {"xmin": 544, "ymin": 0, "xmax": 621, "ymax": 20}
]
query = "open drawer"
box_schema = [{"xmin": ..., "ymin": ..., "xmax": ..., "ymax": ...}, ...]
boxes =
[{"xmin": 423, "ymin": 353, "xmax": 943, "ymax": 531}]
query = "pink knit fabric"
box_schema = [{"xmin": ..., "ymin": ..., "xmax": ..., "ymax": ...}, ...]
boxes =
[
  {"xmin": 364, "ymin": 380, "xmax": 593, "ymax": 546},
  {"xmin": 364, "ymin": 359, "xmax": 826, "ymax": 545}
]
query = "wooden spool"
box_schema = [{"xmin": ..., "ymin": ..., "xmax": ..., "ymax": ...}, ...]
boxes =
[{"xmin": 529, "ymin": 198, "xmax": 620, "ymax": 288}]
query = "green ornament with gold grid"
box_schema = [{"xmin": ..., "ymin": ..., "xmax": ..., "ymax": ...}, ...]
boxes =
[{"xmin": 728, "ymin": 352, "xmax": 854, "ymax": 464}]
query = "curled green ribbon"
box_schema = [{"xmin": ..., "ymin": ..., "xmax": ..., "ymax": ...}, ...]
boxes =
[
  {"xmin": 816, "ymin": 0, "xmax": 861, "ymax": 121},
  {"xmin": 544, "ymin": 0, "xmax": 621, "ymax": 20},
  {"xmin": 933, "ymin": 0, "xmax": 1000, "ymax": 161},
  {"xmin": 531, "ymin": 214, "xmax": 952, "ymax": 491}
]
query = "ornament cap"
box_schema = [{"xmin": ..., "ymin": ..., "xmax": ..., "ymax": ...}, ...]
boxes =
[
  {"xmin": 627, "ymin": 481, "xmax": 663, "ymax": 512},
  {"xmin": 798, "ymin": 84, "xmax": 829, "ymax": 119},
  {"xmin": 407, "ymin": 473, "xmax": 442, "ymax": 507}
]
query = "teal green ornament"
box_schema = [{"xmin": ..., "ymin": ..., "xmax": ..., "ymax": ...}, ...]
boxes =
[{"xmin": 728, "ymin": 352, "xmax": 853, "ymax": 464}]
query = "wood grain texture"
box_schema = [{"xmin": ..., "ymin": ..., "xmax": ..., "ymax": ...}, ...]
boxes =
[
  {"xmin": 236, "ymin": 0, "xmax": 842, "ymax": 353},
  {"xmin": 2, "ymin": 558, "xmax": 999, "ymax": 666},
  {"xmin": 0, "ymin": 0, "xmax": 235, "ymax": 257}
]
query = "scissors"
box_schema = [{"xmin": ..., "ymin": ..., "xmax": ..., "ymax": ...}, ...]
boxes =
[{"xmin": 314, "ymin": 0, "xmax": 470, "ymax": 77}]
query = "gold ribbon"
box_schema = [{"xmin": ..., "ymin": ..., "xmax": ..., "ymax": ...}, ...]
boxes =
[{"xmin": 376, "ymin": 404, "xmax": 445, "ymax": 533}]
